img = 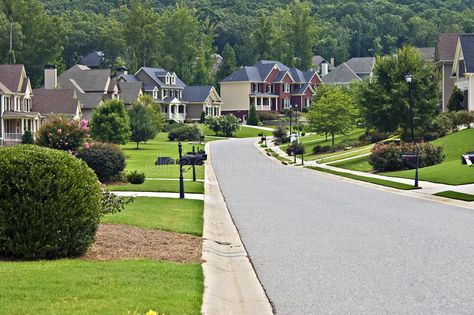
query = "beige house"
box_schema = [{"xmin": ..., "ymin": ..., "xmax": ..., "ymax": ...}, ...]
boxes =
[
  {"xmin": 452, "ymin": 34, "xmax": 474, "ymax": 111},
  {"xmin": 0, "ymin": 64, "xmax": 41, "ymax": 146}
]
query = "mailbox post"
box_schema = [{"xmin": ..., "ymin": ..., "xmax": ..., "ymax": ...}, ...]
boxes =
[
  {"xmin": 192, "ymin": 146, "xmax": 196, "ymax": 182},
  {"xmin": 178, "ymin": 143, "xmax": 207, "ymax": 198},
  {"xmin": 261, "ymin": 135, "xmax": 267, "ymax": 146},
  {"xmin": 178, "ymin": 142, "xmax": 185, "ymax": 199},
  {"xmin": 402, "ymin": 146, "xmax": 420, "ymax": 188}
]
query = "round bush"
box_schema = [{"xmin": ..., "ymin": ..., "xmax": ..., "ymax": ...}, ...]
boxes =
[
  {"xmin": 76, "ymin": 142, "xmax": 126, "ymax": 182},
  {"xmin": 127, "ymin": 171, "xmax": 146, "ymax": 185},
  {"xmin": 0, "ymin": 145, "xmax": 102, "ymax": 259},
  {"xmin": 168, "ymin": 124, "xmax": 201, "ymax": 141}
]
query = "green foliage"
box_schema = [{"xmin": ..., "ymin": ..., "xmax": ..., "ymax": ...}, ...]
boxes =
[
  {"xmin": 357, "ymin": 46, "xmax": 440, "ymax": 134},
  {"xmin": 272, "ymin": 125, "xmax": 289, "ymax": 144},
  {"xmin": 217, "ymin": 43, "xmax": 237, "ymax": 81},
  {"xmin": 36, "ymin": 115, "xmax": 87, "ymax": 152},
  {"xmin": 205, "ymin": 114, "xmax": 240, "ymax": 137},
  {"xmin": 369, "ymin": 142, "xmax": 445, "ymax": 172},
  {"xmin": 167, "ymin": 124, "xmax": 202, "ymax": 141},
  {"xmin": 126, "ymin": 170, "xmax": 146, "ymax": 185},
  {"xmin": 21, "ymin": 130, "xmax": 34, "ymax": 144},
  {"xmin": 247, "ymin": 104, "xmax": 260, "ymax": 126},
  {"xmin": 90, "ymin": 99, "xmax": 131, "ymax": 144},
  {"xmin": 307, "ymin": 87, "xmax": 357, "ymax": 146},
  {"xmin": 99, "ymin": 185, "xmax": 134, "ymax": 216},
  {"xmin": 0, "ymin": 145, "xmax": 101, "ymax": 259},
  {"xmin": 200, "ymin": 111, "xmax": 206, "ymax": 123},
  {"xmin": 448, "ymin": 87, "xmax": 466, "ymax": 112},
  {"xmin": 76, "ymin": 142, "xmax": 126, "ymax": 182},
  {"xmin": 286, "ymin": 140, "xmax": 305, "ymax": 155},
  {"xmin": 258, "ymin": 111, "xmax": 278, "ymax": 121},
  {"xmin": 128, "ymin": 102, "xmax": 158, "ymax": 149}
]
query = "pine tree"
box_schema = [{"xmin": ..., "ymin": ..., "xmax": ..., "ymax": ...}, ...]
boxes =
[
  {"xmin": 448, "ymin": 87, "xmax": 465, "ymax": 112},
  {"xmin": 247, "ymin": 104, "xmax": 260, "ymax": 126},
  {"xmin": 217, "ymin": 43, "xmax": 237, "ymax": 81}
]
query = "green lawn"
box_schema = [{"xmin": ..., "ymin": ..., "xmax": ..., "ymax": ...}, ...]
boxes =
[
  {"xmin": 383, "ymin": 129, "xmax": 474, "ymax": 185},
  {"xmin": 103, "ymin": 197, "xmax": 203, "ymax": 236},
  {"xmin": 434, "ymin": 190, "xmax": 474, "ymax": 202},
  {"xmin": 0, "ymin": 259, "xmax": 202, "ymax": 315},
  {"xmin": 108, "ymin": 179, "xmax": 204, "ymax": 194},
  {"xmin": 329, "ymin": 154, "xmax": 373, "ymax": 172},
  {"xmin": 122, "ymin": 133, "xmax": 205, "ymax": 179},
  {"xmin": 316, "ymin": 145, "xmax": 372, "ymax": 163},
  {"xmin": 202, "ymin": 125, "xmax": 272, "ymax": 138},
  {"xmin": 307, "ymin": 166, "xmax": 418, "ymax": 190}
]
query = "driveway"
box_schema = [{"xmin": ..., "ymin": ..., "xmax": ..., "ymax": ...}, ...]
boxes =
[{"xmin": 210, "ymin": 138, "xmax": 474, "ymax": 314}]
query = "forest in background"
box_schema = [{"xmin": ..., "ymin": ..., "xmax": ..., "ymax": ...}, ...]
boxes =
[{"xmin": 1, "ymin": 0, "xmax": 474, "ymax": 86}]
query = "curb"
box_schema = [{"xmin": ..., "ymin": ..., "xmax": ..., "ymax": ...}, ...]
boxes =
[{"xmin": 201, "ymin": 143, "xmax": 273, "ymax": 315}]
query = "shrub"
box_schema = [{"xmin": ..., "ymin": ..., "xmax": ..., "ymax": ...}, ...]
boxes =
[
  {"xmin": 448, "ymin": 86, "xmax": 465, "ymax": 112},
  {"xmin": 76, "ymin": 142, "xmax": 126, "ymax": 182},
  {"xmin": 205, "ymin": 115, "xmax": 240, "ymax": 137},
  {"xmin": 0, "ymin": 145, "xmax": 102, "ymax": 259},
  {"xmin": 200, "ymin": 111, "xmax": 206, "ymax": 123},
  {"xmin": 432, "ymin": 112, "xmax": 454, "ymax": 137},
  {"xmin": 272, "ymin": 126, "xmax": 289, "ymax": 144},
  {"xmin": 167, "ymin": 124, "xmax": 202, "ymax": 141},
  {"xmin": 286, "ymin": 141, "xmax": 305, "ymax": 155},
  {"xmin": 100, "ymin": 184, "xmax": 134, "ymax": 216},
  {"xmin": 127, "ymin": 171, "xmax": 146, "ymax": 184},
  {"xmin": 36, "ymin": 115, "xmax": 88, "ymax": 152},
  {"xmin": 247, "ymin": 104, "xmax": 260, "ymax": 126},
  {"xmin": 455, "ymin": 110, "xmax": 473, "ymax": 129},
  {"xmin": 258, "ymin": 111, "xmax": 278, "ymax": 121},
  {"xmin": 21, "ymin": 130, "xmax": 34, "ymax": 144},
  {"xmin": 359, "ymin": 129, "xmax": 391, "ymax": 143},
  {"xmin": 369, "ymin": 142, "xmax": 445, "ymax": 172}
]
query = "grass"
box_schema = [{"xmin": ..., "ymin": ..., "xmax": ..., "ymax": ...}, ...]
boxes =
[
  {"xmin": 382, "ymin": 129, "xmax": 474, "ymax": 185},
  {"xmin": 108, "ymin": 179, "xmax": 204, "ymax": 194},
  {"xmin": 121, "ymin": 133, "xmax": 204, "ymax": 179},
  {"xmin": 434, "ymin": 190, "xmax": 474, "ymax": 202},
  {"xmin": 202, "ymin": 125, "xmax": 272, "ymax": 138},
  {"xmin": 0, "ymin": 259, "xmax": 203, "ymax": 315},
  {"xmin": 307, "ymin": 166, "xmax": 418, "ymax": 190},
  {"xmin": 264, "ymin": 148, "xmax": 293, "ymax": 163},
  {"xmin": 315, "ymin": 145, "xmax": 373, "ymax": 163},
  {"xmin": 329, "ymin": 154, "xmax": 373, "ymax": 172},
  {"xmin": 103, "ymin": 197, "xmax": 204, "ymax": 236}
]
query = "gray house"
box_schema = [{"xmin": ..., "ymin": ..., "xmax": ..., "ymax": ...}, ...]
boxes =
[
  {"xmin": 322, "ymin": 57, "xmax": 375, "ymax": 85},
  {"xmin": 435, "ymin": 33, "xmax": 460, "ymax": 112}
]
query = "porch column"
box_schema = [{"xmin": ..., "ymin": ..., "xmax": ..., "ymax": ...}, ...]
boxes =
[
  {"xmin": 260, "ymin": 97, "xmax": 263, "ymax": 109},
  {"xmin": 21, "ymin": 119, "xmax": 24, "ymax": 134},
  {"xmin": 168, "ymin": 104, "xmax": 172, "ymax": 119}
]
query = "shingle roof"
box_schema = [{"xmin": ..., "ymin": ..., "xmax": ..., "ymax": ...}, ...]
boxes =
[
  {"xmin": 435, "ymin": 33, "xmax": 459, "ymax": 62},
  {"xmin": 459, "ymin": 34, "xmax": 474, "ymax": 73},
  {"xmin": 255, "ymin": 60, "xmax": 289, "ymax": 71},
  {"xmin": 119, "ymin": 81, "xmax": 142, "ymax": 105},
  {"xmin": 0, "ymin": 64, "xmax": 25, "ymax": 92},
  {"xmin": 120, "ymin": 74, "xmax": 140, "ymax": 82},
  {"xmin": 304, "ymin": 70, "xmax": 317, "ymax": 82},
  {"xmin": 33, "ymin": 88, "xmax": 80, "ymax": 116},
  {"xmin": 139, "ymin": 67, "xmax": 186, "ymax": 88},
  {"xmin": 293, "ymin": 83, "xmax": 312, "ymax": 95},
  {"xmin": 58, "ymin": 65, "xmax": 111, "ymax": 92},
  {"xmin": 77, "ymin": 92, "xmax": 105, "ymax": 109},
  {"xmin": 417, "ymin": 47, "xmax": 435, "ymax": 62},
  {"xmin": 345, "ymin": 57, "xmax": 375, "ymax": 75},
  {"xmin": 221, "ymin": 66, "xmax": 263, "ymax": 82},
  {"xmin": 322, "ymin": 63, "xmax": 361, "ymax": 85},
  {"xmin": 274, "ymin": 70, "xmax": 290, "ymax": 82},
  {"xmin": 289, "ymin": 67, "xmax": 306, "ymax": 83},
  {"xmin": 183, "ymin": 86, "xmax": 212, "ymax": 103},
  {"xmin": 78, "ymin": 51, "xmax": 104, "ymax": 68}
]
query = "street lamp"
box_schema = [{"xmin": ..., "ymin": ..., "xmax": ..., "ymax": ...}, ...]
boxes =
[{"xmin": 405, "ymin": 74, "xmax": 415, "ymax": 143}]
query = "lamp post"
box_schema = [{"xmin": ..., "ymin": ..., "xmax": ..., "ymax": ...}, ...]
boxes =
[
  {"xmin": 405, "ymin": 74, "xmax": 415, "ymax": 143},
  {"xmin": 289, "ymin": 108, "xmax": 293, "ymax": 136},
  {"xmin": 178, "ymin": 142, "xmax": 185, "ymax": 199}
]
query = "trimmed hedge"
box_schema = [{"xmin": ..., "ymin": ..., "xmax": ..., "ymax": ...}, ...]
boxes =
[
  {"xmin": 168, "ymin": 124, "xmax": 202, "ymax": 141},
  {"xmin": 0, "ymin": 145, "xmax": 102, "ymax": 259},
  {"xmin": 76, "ymin": 142, "xmax": 126, "ymax": 182},
  {"xmin": 369, "ymin": 142, "xmax": 445, "ymax": 172}
]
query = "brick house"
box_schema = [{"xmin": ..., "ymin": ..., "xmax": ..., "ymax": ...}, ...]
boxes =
[{"xmin": 219, "ymin": 60, "xmax": 321, "ymax": 120}]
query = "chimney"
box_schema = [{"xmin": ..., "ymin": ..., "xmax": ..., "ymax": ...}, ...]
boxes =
[
  {"xmin": 116, "ymin": 66, "xmax": 128, "ymax": 77},
  {"xmin": 44, "ymin": 64, "xmax": 57, "ymax": 89},
  {"xmin": 321, "ymin": 60, "xmax": 329, "ymax": 77},
  {"xmin": 330, "ymin": 58, "xmax": 335, "ymax": 67}
]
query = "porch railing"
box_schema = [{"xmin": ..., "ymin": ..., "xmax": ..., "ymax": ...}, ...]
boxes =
[
  {"xmin": 4, "ymin": 133, "xmax": 23, "ymax": 141},
  {"xmin": 170, "ymin": 113, "xmax": 186, "ymax": 123}
]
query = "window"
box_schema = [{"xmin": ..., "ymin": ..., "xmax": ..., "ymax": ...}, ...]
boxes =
[
  {"xmin": 171, "ymin": 74, "xmax": 176, "ymax": 85},
  {"xmin": 267, "ymin": 85, "xmax": 272, "ymax": 93},
  {"xmin": 283, "ymin": 98, "xmax": 290, "ymax": 109},
  {"xmin": 153, "ymin": 88, "xmax": 158, "ymax": 99},
  {"xmin": 164, "ymin": 89, "xmax": 168, "ymax": 97},
  {"xmin": 305, "ymin": 98, "xmax": 311, "ymax": 107},
  {"xmin": 165, "ymin": 73, "xmax": 171, "ymax": 84},
  {"xmin": 284, "ymin": 83, "xmax": 290, "ymax": 93},
  {"xmin": 253, "ymin": 83, "xmax": 258, "ymax": 93}
]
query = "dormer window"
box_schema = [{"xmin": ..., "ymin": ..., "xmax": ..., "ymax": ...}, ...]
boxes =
[
  {"xmin": 165, "ymin": 73, "xmax": 171, "ymax": 85},
  {"xmin": 171, "ymin": 73, "xmax": 176, "ymax": 85},
  {"xmin": 153, "ymin": 87, "xmax": 158, "ymax": 99}
]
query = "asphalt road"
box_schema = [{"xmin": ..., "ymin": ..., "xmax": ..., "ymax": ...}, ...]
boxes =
[{"xmin": 210, "ymin": 138, "xmax": 474, "ymax": 314}]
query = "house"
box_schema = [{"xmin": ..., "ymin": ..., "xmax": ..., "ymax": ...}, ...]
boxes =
[
  {"xmin": 435, "ymin": 33, "xmax": 460, "ymax": 112},
  {"xmin": 322, "ymin": 57, "xmax": 375, "ymax": 85},
  {"xmin": 56, "ymin": 64, "xmax": 118, "ymax": 120},
  {"xmin": 32, "ymin": 88, "xmax": 82, "ymax": 120},
  {"xmin": 0, "ymin": 64, "xmax": 41, "ymax": 146},
  {"xmin": 78, "ymin": 51, "xmax": 104, "ymax": 69},
  {"xmin": 451, "ymin": 34, "xmax": 474, "ymax": 111},
  {"xmin": 119, "ymin": 67, "xmax": 222, "ymax": 122},
  {"xmin": 416, "ymin": 47, "xmax": 436, "ymax": 62},
  {"xmin": 118, "ymin": 81, "xmax": 143, "ymax": 107},
  {"xmin": 312, "ymin": 55, "xmax": 334, "ymax": 76},
  {"xmin": 219, "ymin": 60, "xmax": 321, "ymax": 120}
]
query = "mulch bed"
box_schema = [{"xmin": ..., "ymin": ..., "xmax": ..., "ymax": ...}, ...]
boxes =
[{"xmin": 82, "ymin": 224, "xmax": 202, "ymax": 263}]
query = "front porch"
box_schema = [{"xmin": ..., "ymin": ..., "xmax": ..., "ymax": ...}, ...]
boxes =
[
  {"xmin": 250, "ymin": 94, "xmax": 278, "ymax": 111},
  {"xmin": 1, "ymin": 112, "xmax": 41, "ymax": 145},
  {"xmin": 162, "ymin": 102, "xmax": 187, "ymax": 123}
]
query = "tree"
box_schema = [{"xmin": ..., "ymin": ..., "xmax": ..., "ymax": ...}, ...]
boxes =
[
  {"xmin": 247, "ymin": 104, "xmax": 260, "ymax": 126},
  {"xmin": 128, "ymin": 103, "xmax": 157, "ymax": 149},
  {"xmin": 200, "ymin": 111, "xmax": 206, "ymax": 123},
  {"xmin": 136, "ymin": 94, "xmax": 164, "ymax": 133},
  {"xmin": 307, "ymin": 87, "xmax": 357, "ymax": 147},
  {"xmin": 448, "ymin": 87, "xmax": 465, "ymax": 112},
  {"xmin": 217, "ymin": 43, "xmax": 237, "ymax": 81},
  {"xmin": 205, "ymin": 115, "xmax": 240, "ymax": 137},
  {"xmin": 357, "ymin": 46, "xmax": 440, "ymax": 134},
  {"xmin": 90, "ymin": 99, "xmax": 131, "ymax": 144},
  {"xmin": 21, "ymin": 130, "xmax": 34, "ymax": 144}
]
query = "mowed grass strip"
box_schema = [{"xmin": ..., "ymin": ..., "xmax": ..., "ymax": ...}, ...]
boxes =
[
  {"xmin": 0, "ymin": 259, "xmax": 203, "ymax": 315},
  {"xmin": 108, "ymin": 179, "xmax": 204, "ymax": 194},
  {"xmin": 202, "ymin": 125, "xmax": 271, "ymax": 138},
  {"xmin": 329, "ymin": 154, "xmax": 373, "ymax": 172},
  {"xmin": 434, "ymin": 190, "xmax": 474, "ymax": 202},
  {"xmin": 102, "ymin": 197, "xmax": 204, "ymax": 236},
  {"xmin": 307, "ymin": 166, "xmax": 418, "ymax": 190}
]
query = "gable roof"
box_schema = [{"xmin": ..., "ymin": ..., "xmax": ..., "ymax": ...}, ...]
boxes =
[
  {"xmin": 119, "ymin": 74, "xmax": 140, "ymax": 82},
  {"xmin": 459, "ymin": 34, "xmax": 474, "ymax": 73},
  {"xmin": 77, "ymin": 92, "xmax": 106, "ymax": 109},
  {"xmin": 345, "ymin": 57, "xmax": 375, "ymax": 76},
  {"xmin": 138, "ymin": 67, "xmax": 186, "ymax": 88},
  {"xmin": 221, "ymin": 66, "xmax": 263, "ymax": 82},
  {"xmin": 183, "ymin": 86, "xmax": 213, "ymax": 103},
  {"xmin": 0, "ymin": 64, "xmax": 26, "ymax": 93},
  {"xmin": 417, "ymin": 47, "xmax": 435, "ymax": 62},
  {"xmin": 322, "ymin": 63, "xmax": 361, "ymax": 85},
  {"xmin": 289, "ymin": 67, "xmax": 307, "ymax": 83},
  {"xmin": 32, "ymin": 88, "xmax": 80, "ymax": 116},
  {"xmin": 119, "ymin": 81, "xmax": 142, "ymax": 105},
  {"xmin": 293, "ymin": 83, "xmax": 313, "ymax": 95},
  {"xmin": 78, "ymin": 51, "xmax": 104, "ymax": 68},
  {"xmin": 58, "ymin": 65, "xmax": 111, "ymax": 92},
  {"xmin": 435, "ymin": 33, "xmax": 460, "ymax": 62}
]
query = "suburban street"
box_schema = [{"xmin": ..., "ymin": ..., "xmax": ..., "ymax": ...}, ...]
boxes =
[{"xmin": 210, "ymin": 138, "xmax": 474, "ymax": 314}]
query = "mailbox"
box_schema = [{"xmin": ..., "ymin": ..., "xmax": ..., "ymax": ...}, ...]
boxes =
[
  {"xmin": 180, "ymin": 154, "xmax": 207, "ymax": 166},
  {"xmin": 156, "ymin": 156, "xmax": 175, "ymax": 165}
]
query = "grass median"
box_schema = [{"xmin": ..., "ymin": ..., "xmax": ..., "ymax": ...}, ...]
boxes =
[{"xmin": 434, "ymin": 190, "xmax": 474, "ymax": 202}]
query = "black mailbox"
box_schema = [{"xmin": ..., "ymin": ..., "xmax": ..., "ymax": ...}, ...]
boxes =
[
  {"xmin": 180, "ymin": 154, "xmax": 207, "ymax": 166},
  {"xmin": 156, "ymin": 156, "xmax": 175, "ymax": 165}
]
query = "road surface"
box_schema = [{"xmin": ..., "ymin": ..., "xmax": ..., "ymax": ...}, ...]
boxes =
[{"xmin": 210, "ymin": 138, "xmax": 474, "ymax": 314}]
